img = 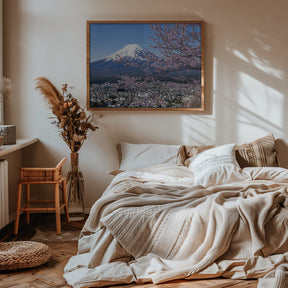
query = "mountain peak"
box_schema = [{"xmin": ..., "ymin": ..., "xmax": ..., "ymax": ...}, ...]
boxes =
[{"xmin": 106, "ymin": 44, "xmax": 153, "ymax": 61}]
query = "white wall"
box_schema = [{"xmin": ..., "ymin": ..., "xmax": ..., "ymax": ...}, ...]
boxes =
[
  {"xmin": 3, "ymin": 0, "xmax": 288, "ymax": 208},
  {"xmin": 0, "ymin": 0, "xmax": 3, "ymax": 124}
]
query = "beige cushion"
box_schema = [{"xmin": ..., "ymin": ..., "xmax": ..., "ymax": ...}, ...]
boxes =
[
  {"xmin": 235, "ymin": 134, "xmax": 278, "ymax": 168},
  {"xmin": 177, "ymin": 145, "xmax": 214, "ymax": 167}
]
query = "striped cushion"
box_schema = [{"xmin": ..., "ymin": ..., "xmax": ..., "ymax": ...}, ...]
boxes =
[{"xmin": 235, "ymin": 134, "xmax": 278, "ymax": 168}]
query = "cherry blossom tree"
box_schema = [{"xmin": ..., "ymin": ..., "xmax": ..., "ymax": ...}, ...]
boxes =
[{"xmin": 148, "ymin": 23, "xmax": 202, "ymax": 76}]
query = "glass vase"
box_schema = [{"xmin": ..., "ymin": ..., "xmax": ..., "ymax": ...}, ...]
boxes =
[{"xmin": 67, "ymin": 152, "xmax": 85, "ymax": 221}]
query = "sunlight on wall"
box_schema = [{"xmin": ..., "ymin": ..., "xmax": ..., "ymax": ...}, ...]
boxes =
[
  {"xmin": 236, "ymin": 72, "xmax": 283, "ymax": 139},
  {"xmin": 248, "ymin": 49, "xmax": 283, "ymax": 79},
  {"xmin": 232, "ymin": 49, "xmax": 249, "ymax": 63},
  {"xmin": 181, "ymin": 54, "xmax": 285, "ymax": 146}
]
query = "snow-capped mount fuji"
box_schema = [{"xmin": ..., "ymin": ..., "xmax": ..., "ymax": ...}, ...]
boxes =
[
  {"xmin": 106, "ymin": 44, "xmax": 155, "ymax": 62},
  {"xmin": 90, "ymin": 44, "xmax": 157, "ymax": 83},
  {"xmin": 89, "ymin": 43, "xmax": 199, "ymax": 83}
]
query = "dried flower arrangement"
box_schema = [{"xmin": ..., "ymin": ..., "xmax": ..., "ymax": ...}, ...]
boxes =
[
  {"xmin": 0, "ymin": 76, "xmax": 13, "ymax": 103},
  {"xmin": 35, "ymin": 77, "xmax": 98, "ymax": 152}
]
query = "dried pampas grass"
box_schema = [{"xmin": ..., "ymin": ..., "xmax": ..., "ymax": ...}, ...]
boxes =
[
  {"xmin": 35, "ymin": 77, "xmax": 98, "ymax": 152},
  {"xmin": 35, "ymin": 77, "xmax": 65, "ymax": 119}
]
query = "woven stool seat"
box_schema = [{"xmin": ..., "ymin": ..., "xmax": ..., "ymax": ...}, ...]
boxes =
[
  {"xmin": 0, "ymin": 241, "xmax": 51, "ymax": 270},
  {"xmin": 14, "ymin": 158, "xmax": 70, "ymax": 235}
]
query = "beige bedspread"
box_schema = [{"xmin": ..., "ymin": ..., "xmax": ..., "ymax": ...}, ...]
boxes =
[{"xmin": 64, "ymin": 164, "xmax": 288, "ymax": 288}]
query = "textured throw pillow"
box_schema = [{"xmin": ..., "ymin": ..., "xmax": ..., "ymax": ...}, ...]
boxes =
[
  {"xmin": 189, "ymin": 143, "xmax": 245, "ymax": 187},
  {"xmin": 119, "ymin": 143, "xmax": 180, "ymax": 170},
  {"xmin": 176, "ymin": 145, "xmax": 215, "ymax": 167},
  {"xmin": 235, "ymin": 134, "xmax": 278, "ymax": 168}
]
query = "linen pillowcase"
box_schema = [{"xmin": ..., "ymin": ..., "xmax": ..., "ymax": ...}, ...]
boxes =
[
  {"xmin": 189, "ymin": 143, "xmax": 246, "ymax": 187},
  {"xmin": 176, "ymin": 145, "xmax": 215, "ymax": 167},
  {"xmin": 119, "ymin": 142, "xmax": 180, "ymax": 170},
  {"xmin": 235, "ymin": 134, "xmax": 278, "ymax": 168}
]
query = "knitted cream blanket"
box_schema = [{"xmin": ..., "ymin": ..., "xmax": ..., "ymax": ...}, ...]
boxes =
[{"xmin": 65, "ymin": 165, "xmax": 288, "ymax": 288}]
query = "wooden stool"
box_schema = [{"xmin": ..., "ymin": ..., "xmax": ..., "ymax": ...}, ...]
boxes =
[{"xmin": 14, "ymin": 158, "xmax": 70, "ymax": 235}]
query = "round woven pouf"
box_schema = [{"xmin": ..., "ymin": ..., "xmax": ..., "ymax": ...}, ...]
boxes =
[{"xmin": 0, "ymin": 241, "xmax": 51, "ymax": 271}]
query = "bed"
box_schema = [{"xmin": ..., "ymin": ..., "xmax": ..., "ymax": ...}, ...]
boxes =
[{"xmin": 63, "ymin": 134, "xmax": 288, "ymax": 288}]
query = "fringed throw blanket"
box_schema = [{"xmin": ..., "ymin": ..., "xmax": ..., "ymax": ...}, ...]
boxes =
[{"xmin": 64, "ymin": 165, "xmax": 288, "ymax": 288}]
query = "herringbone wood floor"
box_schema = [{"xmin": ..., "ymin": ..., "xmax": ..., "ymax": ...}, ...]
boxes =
[{"xmin": 0, "ymin": 214, "xmax": 257, "ymax": 288}]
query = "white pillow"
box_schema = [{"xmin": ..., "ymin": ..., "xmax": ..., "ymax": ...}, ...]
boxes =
[
  {"xmin": 189, "ymin": 143, "xmax": 246, "ymax": 186},
  {"xmin": 119, "ymin": 143, "xmax": 180, "ymax": 170}
]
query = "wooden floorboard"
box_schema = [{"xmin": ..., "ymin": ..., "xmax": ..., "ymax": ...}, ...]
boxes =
[
  {"xmin": 107, "ymin": 279, "xmax": 257, "ymax": 288},
  {"xmin": 0, "ymin": 214, "xmax": 258, "ymax": 288}
]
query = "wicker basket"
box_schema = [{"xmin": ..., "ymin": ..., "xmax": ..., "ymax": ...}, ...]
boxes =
[
  {"xmin": 0, "ymin": 125, "xmax": 16, "ymax": 145},
  {"xmin": 0, "ymin": 241, "xmax": 51, "ymax": 270}
]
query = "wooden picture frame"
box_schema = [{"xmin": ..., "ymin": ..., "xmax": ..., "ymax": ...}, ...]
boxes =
[{"xmin": 87, "ymin": 21, "xmax": 204, "ymax": 111}]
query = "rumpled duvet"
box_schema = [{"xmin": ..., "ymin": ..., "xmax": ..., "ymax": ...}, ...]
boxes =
[{"xmin": 64, "ymin": 164, "xmax": 288, "ymax": 288}]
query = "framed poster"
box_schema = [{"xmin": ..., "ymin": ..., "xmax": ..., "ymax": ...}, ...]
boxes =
[{"xmin": 87, "ymin": 21, "xmax": 204, "ymax": 111}]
